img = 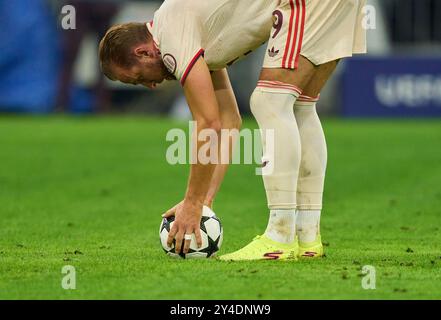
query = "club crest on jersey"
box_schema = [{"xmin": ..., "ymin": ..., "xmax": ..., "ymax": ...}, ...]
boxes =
[
  {"xmin": 268, "ymin": 47, "xmax": 279, "ymax": 57},
  {"xmin": 163, "ymin": 53, "xmax": 177, "ymax": 74}
]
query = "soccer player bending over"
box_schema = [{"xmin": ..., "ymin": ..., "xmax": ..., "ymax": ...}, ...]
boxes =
[{"xmin": 99, "ymin": 0, "xmax": 366, "ymax": 260}]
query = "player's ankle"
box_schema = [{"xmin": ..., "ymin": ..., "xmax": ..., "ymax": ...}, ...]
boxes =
[
  {"xmin": 298, "ymin": 233, "xmax": 321, "ymax": 246},
  {"xmin": 296, "ymin": 210, "xmax": 321, "ymax": 243},
  {"xmin": 264, "ymin": 209, "xmax": 297, "ymax": 244}
]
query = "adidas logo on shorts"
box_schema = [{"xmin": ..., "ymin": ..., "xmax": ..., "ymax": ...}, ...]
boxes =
[{"xmin": 268, "ymin": 47, "xmax": 280, "ymax": 57}]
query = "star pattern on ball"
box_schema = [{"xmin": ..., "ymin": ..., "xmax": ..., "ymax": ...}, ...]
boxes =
[
  {"xmin": 211, "ymin": 216, "xmax": 222, "ymax": 230},
  {"xmin": 199, "ymin": 216, "xmax": 211, "ymax": 233},
  {"xmin": 200, "ymin": 234, "xmax": 221, "ymax": 258},
  {"xmin": 161, "ymin": 216, "xmax": 175, "ymax": 233}
]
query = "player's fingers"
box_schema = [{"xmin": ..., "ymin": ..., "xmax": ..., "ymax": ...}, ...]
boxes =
[
  {"xmin": 182, "ymin": 228, "xmax": 193, "ymax": 254},
  {"xmin": 174, "ymin": 230, "xmax": 184, "ymax": 254},
  {"xmin": 167, "ymin": 224, "xmax": 178, "ymax": 248},
  {"xmin": 195, "ymin": 228, "xmax": 203, "ymax": 248}
]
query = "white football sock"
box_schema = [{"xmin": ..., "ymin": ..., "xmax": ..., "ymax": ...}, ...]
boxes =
[
  {"xmin": 294, "ymin": 96, "xmax": 327, "ymax": 211},
  {"xmin": 293, "ymin": 95, "xmax": 326, "ymax": 244},
  {"xmin": 250, "ymin": 81, "xmax": 302, "ymax": 209},
  {"xmin": 264, "ymin": 209, "xmax": 297, "ymax": 244},
  {"xmin": 296, "ymin": 210, "xmax": 321, "ymax": 243}
]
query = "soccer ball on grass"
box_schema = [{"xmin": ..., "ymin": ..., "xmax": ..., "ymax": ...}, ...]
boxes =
[{"xmin": 159, "ymin": 205, "xmax": 223, "ymax": 259}]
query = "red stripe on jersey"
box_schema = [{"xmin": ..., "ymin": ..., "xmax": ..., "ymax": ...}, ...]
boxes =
[
  {"xmin": 180, "ymin": 49, "xmax": 205, "ymax": 86},
  {"xmin": 294, "ymin": 0, "xmax": 306, "ymax": 69},
  {"xmin": 288, "ymin": 0, "xmax": 301, "ymax": 69},
  {"xmin": 282, "ymin": 0, "xmax": 295, "ymax": 69}
]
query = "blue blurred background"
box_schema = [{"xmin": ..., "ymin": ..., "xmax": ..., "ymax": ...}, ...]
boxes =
[{"xmin": 0, "ymin": 0, "xmax": 440, "ymax": 117}]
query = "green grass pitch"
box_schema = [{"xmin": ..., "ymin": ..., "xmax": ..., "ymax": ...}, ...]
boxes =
[{"xmin": 0, "ymin": 116, "xmax": 440, "ymax": 299}]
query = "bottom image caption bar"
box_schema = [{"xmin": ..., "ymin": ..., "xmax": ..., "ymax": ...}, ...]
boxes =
[{"xmin": 169, "ymin": 303, "xmax": 272, "ymax": 317}]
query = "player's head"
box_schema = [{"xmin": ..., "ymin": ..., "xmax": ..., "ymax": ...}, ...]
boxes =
[{"xmin": 99, "ymin": 23, "xmax": 174, "ymax": 89}]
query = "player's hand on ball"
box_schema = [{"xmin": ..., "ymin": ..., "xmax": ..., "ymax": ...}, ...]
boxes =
[
  {"xmin": 166, "ymin": 200, "xmax": 203, "ymax": 254},
  {"xmin": 163, "ymin": 199, "xmax": 212, "ymax": 218}
]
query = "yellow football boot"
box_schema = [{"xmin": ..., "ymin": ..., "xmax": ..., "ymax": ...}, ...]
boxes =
[
  {"xmin": 298, "ymin": 234, "xmax": 324, "ymax": 258},
  {"xmin": 219, "ymin": 235, "xmax": 298, "ymax": 261}
]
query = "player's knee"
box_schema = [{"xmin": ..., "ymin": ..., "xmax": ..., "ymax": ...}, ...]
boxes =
[
  {"xmin": 249, "ymin": 89, "xmax": 266, "ymax": 120},
  {"xmin": 250, "ymin": 86, "xmax": 298, "ymax": 124}
]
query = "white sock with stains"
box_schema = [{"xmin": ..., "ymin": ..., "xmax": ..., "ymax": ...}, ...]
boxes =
[
  {"xmin": 296, "ymin": 210, "xmax": 321, "ymax": 243},
  {"xmin": 264, "ymin": 209, "xmax": 297, "ymax": 244}
]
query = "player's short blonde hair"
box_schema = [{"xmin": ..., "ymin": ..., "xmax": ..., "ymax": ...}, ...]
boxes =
[{"xmin": 99, "ymin": 22, "xmax": 149, "ymax": 80}]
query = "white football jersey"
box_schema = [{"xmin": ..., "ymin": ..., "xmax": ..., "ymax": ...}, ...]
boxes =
[{"xmin": 147, "ymin": 0, "xmax": 277, "ymax": 85}]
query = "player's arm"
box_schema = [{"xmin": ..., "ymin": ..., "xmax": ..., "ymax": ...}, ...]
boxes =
[
  {"xmin": 167, "ymin": 57, "xmax": 221, "ymax": 254},
  {"xmin": 205, "ymin": 68, "xmax": 242, "ymax": 208},
  {"xmin": 164, "ymin": 69, "xmax": 241, "ymax": 210}
]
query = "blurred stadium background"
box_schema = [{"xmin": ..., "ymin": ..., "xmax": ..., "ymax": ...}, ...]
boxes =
[{"xmin": 1, "ymin": 0, "xmax": 440, "ymax": 117}]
